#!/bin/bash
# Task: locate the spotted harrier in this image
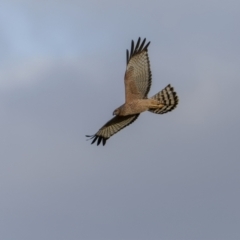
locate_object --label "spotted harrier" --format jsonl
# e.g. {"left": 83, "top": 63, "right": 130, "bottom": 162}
{"left": 86, "top": 37, "right": 179, "bottom": 146}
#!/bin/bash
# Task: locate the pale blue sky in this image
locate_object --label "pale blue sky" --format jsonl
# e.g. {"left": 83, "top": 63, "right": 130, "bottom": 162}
{"left": 0, "top": 1, "right": 240, "bottom": 240}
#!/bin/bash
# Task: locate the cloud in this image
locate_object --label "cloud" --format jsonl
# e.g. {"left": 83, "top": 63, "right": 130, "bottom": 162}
{"left": 0, "top": 58, "right": 52, "bottom": 90}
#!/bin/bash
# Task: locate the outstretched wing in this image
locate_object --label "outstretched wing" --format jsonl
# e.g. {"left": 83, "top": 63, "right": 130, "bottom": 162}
{"left": 124, "top": 37, "right": 152, "bottom": 102}
{"left": 86, "top": 114, "right": 140, "bottom": 146}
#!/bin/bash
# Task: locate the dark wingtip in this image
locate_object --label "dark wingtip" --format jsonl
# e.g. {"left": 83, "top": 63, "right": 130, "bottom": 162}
{"left": 138, "top": 38, "right": 146, "bottom": 51}
{"left": 130, "top": 40, "right": 134, "bottom": 57}
{"left": 86, "top": 134, "right": 108, "bottom": 146}
{"left": 91, "top": 136, "right": 98, "bottom": 144}
{"left": 97, "top": 136, "right": 102, "bottom": 146}
{"left": 127, "top": 37, "right": 150, "bottom": 63}
{"left": 144, "top": 41, "right": 151, "bottom": 50}
{"left": 102, "top": 138, "right": 107, "bottom": 146}
{"left": 86, "top": 135, "right": 95, "bottom": 140}
{"left": 135, "top": 37, "right": 141, "bottom": 51}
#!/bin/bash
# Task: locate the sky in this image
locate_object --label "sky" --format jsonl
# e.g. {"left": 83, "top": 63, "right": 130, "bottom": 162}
{"left": 1, "top": 1, "right": 240, "bottom": 239}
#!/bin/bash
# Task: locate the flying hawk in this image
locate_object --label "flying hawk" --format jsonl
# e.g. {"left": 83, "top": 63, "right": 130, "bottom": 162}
{"left": 87, "top": 38, "right": 179, "bottom": 146}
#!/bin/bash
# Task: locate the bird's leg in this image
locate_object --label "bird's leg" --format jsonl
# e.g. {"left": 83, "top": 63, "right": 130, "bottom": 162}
{"left": 148, "top": 99, "right": 164, "bottom": 109}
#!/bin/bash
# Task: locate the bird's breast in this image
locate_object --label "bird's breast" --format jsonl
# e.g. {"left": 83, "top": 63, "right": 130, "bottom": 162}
{"left": 120, "top": 100, "right": 149, "bottom": 115}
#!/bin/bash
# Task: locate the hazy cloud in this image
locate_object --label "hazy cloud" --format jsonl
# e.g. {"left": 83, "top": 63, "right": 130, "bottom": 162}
{"left": 0, "top": 1, "right": 240, "bottom": 240}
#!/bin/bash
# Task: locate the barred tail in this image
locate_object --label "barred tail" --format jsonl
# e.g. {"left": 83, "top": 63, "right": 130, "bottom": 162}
{"left": 149, "top": 84, "right": 179, "bottom": 114}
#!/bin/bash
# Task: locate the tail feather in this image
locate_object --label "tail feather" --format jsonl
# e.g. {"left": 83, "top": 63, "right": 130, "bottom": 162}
{"left": 149, "top": 84, "right": 179, "bottom": 114}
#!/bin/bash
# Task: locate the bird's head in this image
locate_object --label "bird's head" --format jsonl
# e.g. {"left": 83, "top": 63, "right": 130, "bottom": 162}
{"left": 113, "top": 108, "right": 120, "bottom": 116}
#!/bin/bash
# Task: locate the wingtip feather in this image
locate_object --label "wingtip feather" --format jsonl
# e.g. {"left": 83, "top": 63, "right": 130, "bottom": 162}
{"left": 130, "top": 40, "right": 134, "bottom": 57}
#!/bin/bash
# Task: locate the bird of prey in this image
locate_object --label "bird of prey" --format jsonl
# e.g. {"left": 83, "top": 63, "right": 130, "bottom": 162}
{"left": 86, "top": 37, "right": 179, "bottom": 146}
